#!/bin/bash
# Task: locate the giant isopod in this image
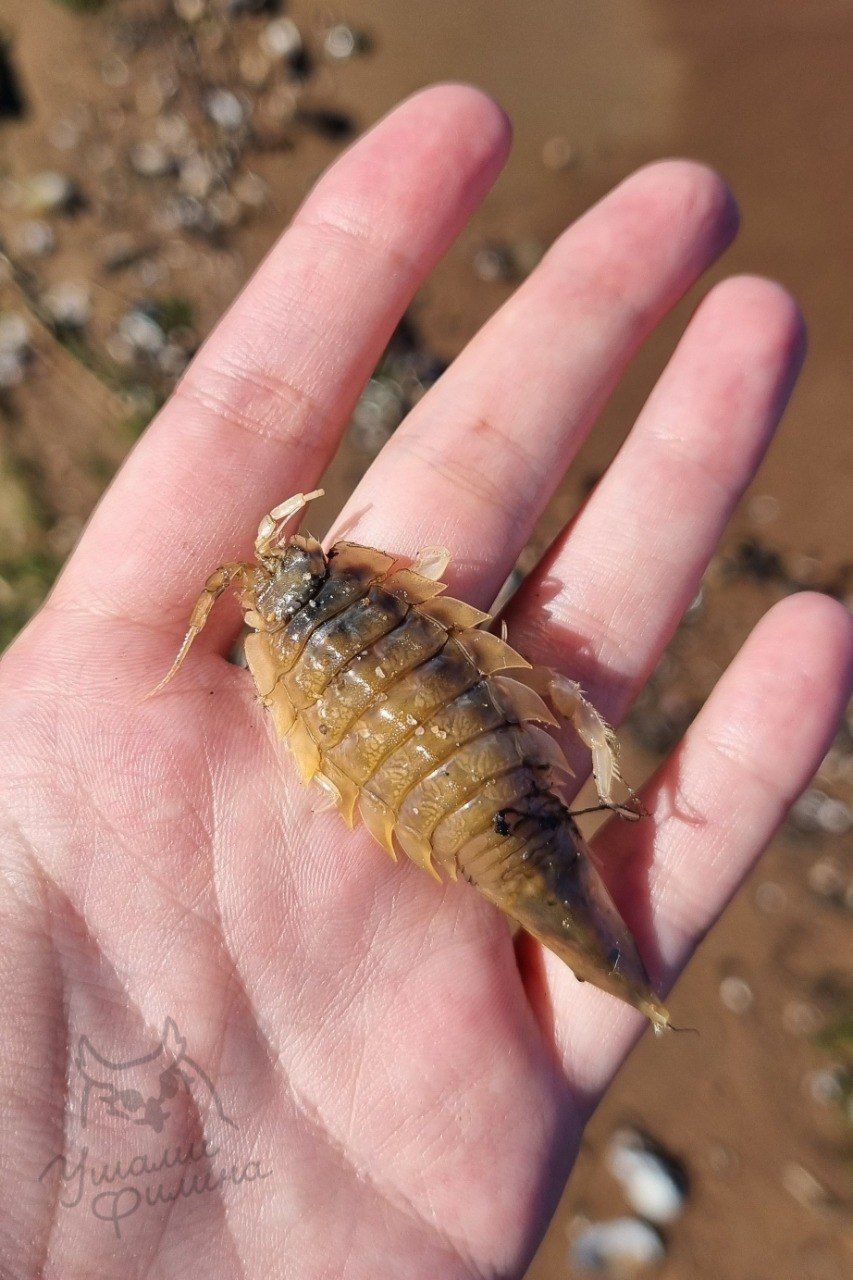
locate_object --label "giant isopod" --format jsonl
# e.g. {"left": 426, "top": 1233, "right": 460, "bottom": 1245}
{"left": 152, "top": 490, "right": 670, "bottom": 1030}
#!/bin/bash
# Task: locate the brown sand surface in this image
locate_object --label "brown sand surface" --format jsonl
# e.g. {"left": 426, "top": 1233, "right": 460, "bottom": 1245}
{"left": 0, "top": 3, "right": 850, "bottom": 1276}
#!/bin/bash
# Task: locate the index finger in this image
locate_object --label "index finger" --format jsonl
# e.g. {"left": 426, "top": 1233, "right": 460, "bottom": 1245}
{"left": 53, "top": 85, "right": 511, "bottom": 630}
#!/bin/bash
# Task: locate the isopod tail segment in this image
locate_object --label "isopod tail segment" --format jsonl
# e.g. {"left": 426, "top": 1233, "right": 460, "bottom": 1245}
{"left": 146, "top": 489, "right": 325, "bottom": 698}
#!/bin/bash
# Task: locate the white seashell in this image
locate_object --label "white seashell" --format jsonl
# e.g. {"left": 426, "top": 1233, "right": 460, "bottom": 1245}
{"left": 22, "top": 170, "right": 76, "bottom": 215}
{"left": 719, "top": 974, "right": 753, "bottom": 1014}
{"left": 117, "top": 310, "right": 167, "bottom": 358}
{"left": 41, "top": 282, "right": 90, "bottom": 331}
{"left": 606, "top": 1129, "right": 687, "bottom": 1224}
{"left": 204, "top": 89, "right": 245, "bottom": 132}
{"left": 261, "top": 18, "right": 303, "bottom": 60}
{"left": 570, "top": 1216, "right": 665, "bottom": 1274}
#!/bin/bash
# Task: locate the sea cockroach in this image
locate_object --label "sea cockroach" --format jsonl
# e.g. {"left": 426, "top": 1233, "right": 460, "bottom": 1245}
{"left": 152, "top": 491, "right": 669, "bottom": 1031}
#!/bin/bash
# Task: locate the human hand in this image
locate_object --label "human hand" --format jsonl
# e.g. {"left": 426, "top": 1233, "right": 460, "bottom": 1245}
{"left": 1, "top": 86, "right": 849, "bottom": 1278}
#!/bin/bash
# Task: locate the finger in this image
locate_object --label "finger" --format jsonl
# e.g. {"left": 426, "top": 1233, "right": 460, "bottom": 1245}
{"left": 330, "top": 160, "right": 738, "bottom": 606}
{"left": 507, "top": 275, "right": 806, "bottom": 719}
{"left": 524, "top": 592, "right": 852, "bottom": 1099}
{"left": 53, "top": 85, "right": 512, "bottom": 627}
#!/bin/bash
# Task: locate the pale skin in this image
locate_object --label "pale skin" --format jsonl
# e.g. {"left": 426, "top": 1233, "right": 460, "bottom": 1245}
{"left": 0, "top": 85, "right": 849, "bottom": 1278}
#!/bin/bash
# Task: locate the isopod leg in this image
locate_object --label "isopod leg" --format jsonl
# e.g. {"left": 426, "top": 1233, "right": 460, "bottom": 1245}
{"left": 147, "top": 563, "right": 247, "bottom": 696}
{"left": 255, "top": 489, "right": 324, "bottom": 558}
{"left": 411, "top": 545, "right": 451, "bottom": 581}
{"left": 537, "top": 669, "right": 643, "bottom": 816}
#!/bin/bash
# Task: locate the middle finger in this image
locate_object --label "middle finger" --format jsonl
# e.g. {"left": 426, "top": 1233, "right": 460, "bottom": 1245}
{"left": 332, "top": 159, "right": 737, "bottom": 603}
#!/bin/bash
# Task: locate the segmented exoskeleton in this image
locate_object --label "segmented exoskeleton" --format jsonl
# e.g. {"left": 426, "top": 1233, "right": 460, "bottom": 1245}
{"left": 152, "top": 492, "right": 669, "bottom": 1030}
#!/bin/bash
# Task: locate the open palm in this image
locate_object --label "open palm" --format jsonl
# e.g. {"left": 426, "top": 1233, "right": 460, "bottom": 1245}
{"left": 0, "top": 87, "right": 849, "bottom": 1279}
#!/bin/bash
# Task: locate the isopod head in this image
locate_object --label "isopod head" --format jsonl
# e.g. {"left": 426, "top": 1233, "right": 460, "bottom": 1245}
{"left": 249, "top": 534, "right": 327, "bottom": 630}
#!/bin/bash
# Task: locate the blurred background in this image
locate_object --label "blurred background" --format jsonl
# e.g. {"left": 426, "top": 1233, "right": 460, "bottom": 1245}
{"left": 0, "top": 2, "right": 850, "bottom": 1276}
